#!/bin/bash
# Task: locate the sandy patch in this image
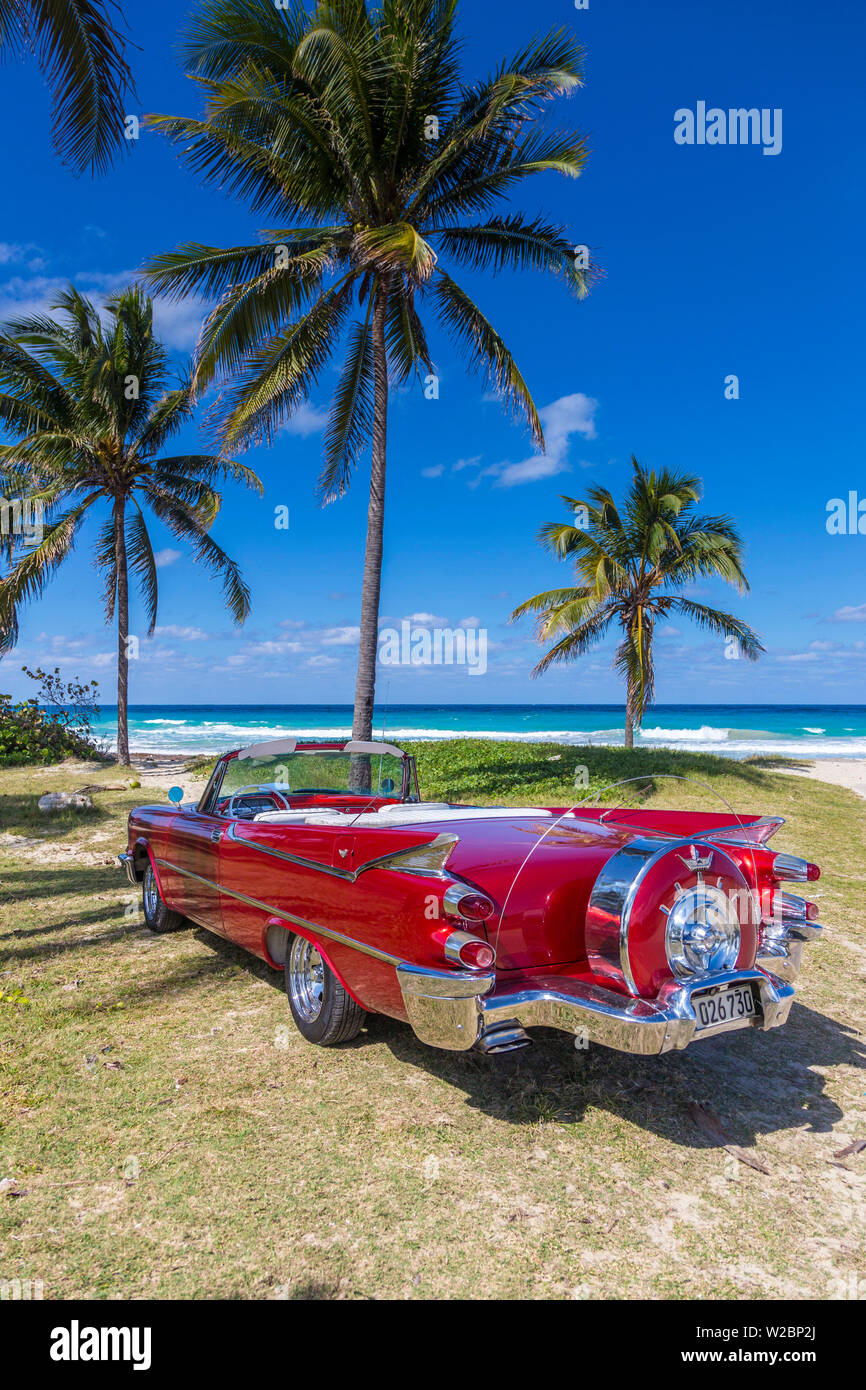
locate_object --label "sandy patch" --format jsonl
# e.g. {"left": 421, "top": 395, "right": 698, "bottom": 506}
{"left": 776, "top": 758, "right": 866, "bottom": 799}
{"left": 126, "top": 752, "right": 211, "bottom": 802}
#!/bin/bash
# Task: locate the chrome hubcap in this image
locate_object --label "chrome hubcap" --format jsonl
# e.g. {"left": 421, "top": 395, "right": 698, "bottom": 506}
{"left": 288, "top": 937, "right": 326, "bottom": 1022}
{"left": 143, "top": 865, "right": 159, "bottom": 919}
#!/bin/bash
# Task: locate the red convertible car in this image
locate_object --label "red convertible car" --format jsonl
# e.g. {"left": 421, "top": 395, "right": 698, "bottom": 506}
{"left": 120, "top": 738, "right": 822, "bottom": 1056}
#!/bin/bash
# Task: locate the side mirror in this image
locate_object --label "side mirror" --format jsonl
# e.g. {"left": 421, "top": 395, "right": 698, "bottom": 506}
{"left": 168, "top": 786, "right": 184, "bottom": 804}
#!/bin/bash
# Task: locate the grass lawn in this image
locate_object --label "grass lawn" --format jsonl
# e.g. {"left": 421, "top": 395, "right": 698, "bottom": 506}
{"left": 1, "top": 743, "right": 864, "bottom": 1300}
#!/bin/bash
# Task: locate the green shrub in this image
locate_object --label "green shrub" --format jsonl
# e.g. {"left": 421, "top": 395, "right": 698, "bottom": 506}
{"left": 403, "top": 738, "right": 763, "bottom": 805}
{"left": 0, "top": 667, "right": 103, "bottom": 767}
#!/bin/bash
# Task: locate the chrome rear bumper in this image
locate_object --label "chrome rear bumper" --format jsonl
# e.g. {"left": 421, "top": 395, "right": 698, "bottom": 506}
{"left": 118, "top": 852, "right": 139, "bottom": 886}
{"left": 396, "top": 963, "right": 795, "bottom": 1055}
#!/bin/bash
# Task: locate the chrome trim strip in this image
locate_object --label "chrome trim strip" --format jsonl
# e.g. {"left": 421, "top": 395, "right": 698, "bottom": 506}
{"left": 225, "top": 821, "right": 459, "bottom": 881}
{"left": 154, "top": 857, "right": 402, "bottom": 966}
{"left": 225, "top": 824, "right": 354, "bottom": 879}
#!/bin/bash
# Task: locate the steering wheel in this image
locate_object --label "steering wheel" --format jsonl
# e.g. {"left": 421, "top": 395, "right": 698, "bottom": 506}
{"left": 225, "top": 785, "right": 291, "bottom": 819}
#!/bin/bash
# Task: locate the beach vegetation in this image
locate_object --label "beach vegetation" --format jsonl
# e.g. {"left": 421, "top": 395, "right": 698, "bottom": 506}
{"left": 0, "top": 286, "right": 262, "bottom": 764}
{"left": 511, "top": 458, "right": 764, "bottom": 747}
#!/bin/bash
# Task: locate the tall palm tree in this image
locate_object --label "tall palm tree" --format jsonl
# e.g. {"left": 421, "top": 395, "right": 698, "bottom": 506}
{"left": 2, "top": 0, "right": 135, "bottom": 172}
{"left": 511, "top": 458, "right": 764, "bottom": 747}
{"left": 142, "top": 0, "right": 593, "bottom": 741}
{"left": 0, "top": 286, "right": 261, "bottom": 763}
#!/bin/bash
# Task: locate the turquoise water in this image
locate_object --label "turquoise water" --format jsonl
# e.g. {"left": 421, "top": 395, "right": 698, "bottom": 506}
{"left": 87, "top": 704, "right": 866, "bottom": 759}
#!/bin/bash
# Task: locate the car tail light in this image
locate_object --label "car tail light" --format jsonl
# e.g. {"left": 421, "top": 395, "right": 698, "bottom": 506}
{"left": 764, "top": 890, "right": 820, "bottom": 923}
{"left": 442, "top": 884, "right": 495, "bottom": 922}
{"left": 771, "top": 853, "right": 820, "bottom": 883}
{"left": 443, "top": 930, "right": 495, "bottom": 970}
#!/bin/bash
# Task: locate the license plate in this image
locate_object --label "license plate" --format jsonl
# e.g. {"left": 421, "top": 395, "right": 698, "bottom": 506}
{"left": 694, "top": 983, "right": 758, "bottom": 1030}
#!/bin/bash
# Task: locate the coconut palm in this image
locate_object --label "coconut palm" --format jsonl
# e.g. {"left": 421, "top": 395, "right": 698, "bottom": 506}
{"left": 0, "top": 286, "right": 261, "bottom": 763}
{"left": 510, "top": 458, "right": 764, "bottom": 747}
{"left": 2, "top": 0, "right": 135, "bottom": 172}
{"left": 142, "top": 0, "right": 592, "bottom": 740}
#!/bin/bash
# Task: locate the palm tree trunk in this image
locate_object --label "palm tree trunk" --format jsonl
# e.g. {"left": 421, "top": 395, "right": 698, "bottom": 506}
{"left": 624, "top": 680, "right": 636, "bottom": 750}
{"left": 115, "top": 501, "right": 130, "bottom": 765}
{"left": 351, "top": 282, "right": 390, "bottom": 743}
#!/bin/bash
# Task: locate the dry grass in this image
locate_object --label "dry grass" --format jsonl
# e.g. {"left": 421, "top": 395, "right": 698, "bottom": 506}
{"left": 0, "top": 752, "right": 864, "bottom": 1300}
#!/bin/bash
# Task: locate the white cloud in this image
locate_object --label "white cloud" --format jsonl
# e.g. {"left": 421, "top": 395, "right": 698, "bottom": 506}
{"left": 153, "top": 624, "right": 211, "bottom": 642}
{"left": 243, "top": 639, "right": 304, "bottom": 656}
{"left": 494, "top": 454, "right": 563, "bottom": 487}
{"left": 421, "top": 464, "right": 445, "bottom": 478}
{"left": 829, "top": 604, "right": 866, "bottom": 622}
{"left": 402, "top": 611, "right": 449, "bottom": 627}
{"left": 154, "top": 549, "right": 181, "bottom": 568}
{"left": 0, "top": 242, "right": 43, "bottom": 268}
{"left": 491, "top": 393, "right": 599, "bottom": 488}
{"left": 151, "top": 296, "right": 209, "bottom": 350}
{"left": 0, "top": 266, "right": 208, "bottom": 350}
{"left": 282, "top": 401, "right": 329, "bottom": 437}
{"left": 321, "top": 625, "right": 360, "bottom": 646}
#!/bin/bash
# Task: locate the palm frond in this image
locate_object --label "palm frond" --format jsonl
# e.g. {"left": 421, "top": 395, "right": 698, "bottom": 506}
{"left": 125, "top": 502, "right": 159, "bottom": 635}
{"left": 669, "top": 598, "right": 764, "bottom": 660}
{"left": 24, "top": 0, "right": 136, "bottom": 172}
{"left": 319, "top": 312, "right": 374, "bottom": 502}
{"left": 433, "top": 268, "right": 542, "bottom": 446}
{"left": 218, "top": 275, "right": 356, "bottom": 448}
{"left": 146, "top": 494, "right": 252, "bottom": 624}
{"left": 432, "top": 213, "right": 590, "bottom": 295}
{"left": 0, "top": 494, "right": 98, "bottom": 651}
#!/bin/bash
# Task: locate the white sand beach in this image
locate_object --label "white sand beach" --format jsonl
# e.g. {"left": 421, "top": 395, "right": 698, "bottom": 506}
{"left": 775, "top": 758, "right": 866, "bottom": 799}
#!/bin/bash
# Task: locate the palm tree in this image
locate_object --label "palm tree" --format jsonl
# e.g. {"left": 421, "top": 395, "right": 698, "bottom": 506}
{"left": 510, "top": 457, "right": 764, "bottom": 747}
{"left": 0, "top": 286, "right": 261, "bottom": 764}
{"left": 2, "top": 0, "right": 135, "bottom": 172}
{"left": 142, "top": 0, "right": 593, "bottom": 741}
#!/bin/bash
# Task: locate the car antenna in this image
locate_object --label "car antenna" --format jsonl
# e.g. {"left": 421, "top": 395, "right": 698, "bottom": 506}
{"left": 380, "top": 679, "right": 391, "bottom": 741}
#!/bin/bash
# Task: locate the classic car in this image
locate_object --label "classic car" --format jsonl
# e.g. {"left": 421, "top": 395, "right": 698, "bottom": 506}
{"left": 119, "top": 737, "right": 822, "bottom": 1056}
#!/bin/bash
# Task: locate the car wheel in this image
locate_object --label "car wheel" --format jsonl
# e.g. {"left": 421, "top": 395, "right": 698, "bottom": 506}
{"left": 142, "top": 862, "right": 186, "bottom": 933}
{"left": 284, "top": 933, "right": 366, "bottom": 1045}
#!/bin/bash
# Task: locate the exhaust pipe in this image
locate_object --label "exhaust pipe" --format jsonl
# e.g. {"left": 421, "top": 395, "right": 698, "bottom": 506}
{"left": 475, "top": 1020, "right": 531, "bottom": 1054}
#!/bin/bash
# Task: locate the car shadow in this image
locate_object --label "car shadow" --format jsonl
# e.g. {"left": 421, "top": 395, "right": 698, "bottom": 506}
{"left": 375, "top": 1001, "right": 862, "bottom": 1147}
{"left": 193, "top": 926, "right": 862, "bottom": 1151}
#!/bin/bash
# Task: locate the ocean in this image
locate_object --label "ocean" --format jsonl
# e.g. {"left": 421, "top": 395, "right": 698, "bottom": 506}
{"left": 86, "top": 704, "right": 866, "bottom": 760}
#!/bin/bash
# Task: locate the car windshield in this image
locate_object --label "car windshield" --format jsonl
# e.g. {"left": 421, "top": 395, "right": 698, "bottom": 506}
{"left": 217, "top": 749, "right": 405, "bottom": 800}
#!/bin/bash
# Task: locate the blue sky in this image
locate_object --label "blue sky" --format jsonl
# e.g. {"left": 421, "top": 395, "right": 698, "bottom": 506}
{"left": 0, "top": 0, "right": 864, "bottom": 706}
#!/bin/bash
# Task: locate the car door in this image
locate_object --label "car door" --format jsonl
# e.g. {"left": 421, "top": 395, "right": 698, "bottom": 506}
{"left": 158, "top": 804, "right": 226, "bottom": 934}
{"left": 216, "top": 819, "right": 348, "bottom": 958}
